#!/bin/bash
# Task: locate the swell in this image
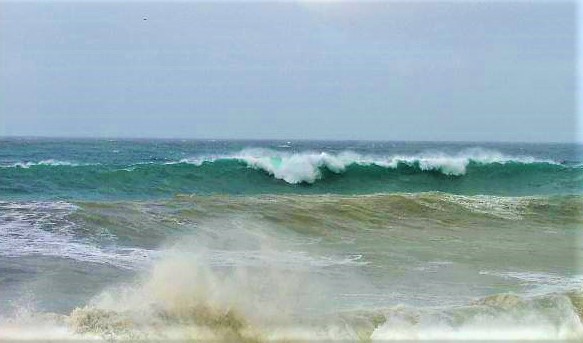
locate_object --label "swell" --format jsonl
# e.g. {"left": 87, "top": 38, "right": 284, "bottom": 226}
{"left": 0, "top": 155, "right": 580, "bottom": 199}
{"left": 67, "top": 193, "right": 583, "bottom": 250}
{"left": 3, "top": 193, "right": 580, "bottom": 271}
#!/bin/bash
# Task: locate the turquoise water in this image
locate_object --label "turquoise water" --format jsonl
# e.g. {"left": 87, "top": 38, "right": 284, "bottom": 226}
{"left": 0, "top": 139, "right": 582, "bottom": 340}
{"left": 1, "top": 139, "right": 581, "bottom": 199}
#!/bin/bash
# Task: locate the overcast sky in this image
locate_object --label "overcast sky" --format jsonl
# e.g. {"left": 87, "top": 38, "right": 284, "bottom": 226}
{"left": 0, "top": 1, "right": 577, "bottom": 142}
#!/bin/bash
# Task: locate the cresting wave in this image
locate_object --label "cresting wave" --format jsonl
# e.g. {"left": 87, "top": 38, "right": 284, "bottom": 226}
{"left": 1, "top": 148, "right": 579, "bottom": 198}
{"left": 224, "top": 148, "right": 559, "bottom": 183}
{"left": 2, "top": 148, "right": 560, "bottom": 174}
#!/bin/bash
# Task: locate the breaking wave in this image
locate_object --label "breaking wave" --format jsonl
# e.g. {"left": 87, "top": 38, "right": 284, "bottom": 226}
{"left": 224, "top": 147, "right": 558, "bottom": 183}
{"left": 1, "top": 148, "right": 579, "bottom": 198}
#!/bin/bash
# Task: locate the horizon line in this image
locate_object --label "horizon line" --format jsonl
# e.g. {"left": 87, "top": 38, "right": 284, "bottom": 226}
{"left": 0, "top": 134, "right": 581, "bottom": 145}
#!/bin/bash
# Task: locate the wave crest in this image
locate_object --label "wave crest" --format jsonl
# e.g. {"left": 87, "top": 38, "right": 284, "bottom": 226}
{"left": 1, "top": 148, "right": 575, "bottom": 197}
{"left": 226, "top": 148, "right": 558, "bottom": 184}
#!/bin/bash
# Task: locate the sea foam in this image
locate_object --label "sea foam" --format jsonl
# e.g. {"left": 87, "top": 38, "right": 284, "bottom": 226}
{"left": 0, "top": 201, "right": 152, "bottom": 270}
{"left": 0, "top": 160, "right": 86, "bottom": 168}
{"left": 215, "top": 147, "right": 557, "bottom": 184}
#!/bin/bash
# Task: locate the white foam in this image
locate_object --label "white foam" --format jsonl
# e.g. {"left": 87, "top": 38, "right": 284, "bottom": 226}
{"left": 416, "top": 193, "right": 530, "bottom": 220}
{"left": 0, "top": 202, "right": 152, "bottom": 270}
{"left": 1, "top": 160, "right": 85, "bottom": 168}
{"left": 205, "top": 249, "right": 366, "bottom": 268}
{"left": 371, "top": 295, "right": 583, "bottom": 341}
{"left": 174, "top": 147, "right": 557, "bottom": 184}
{"left": 234, "top": 148, "right": 357, "bottom": 184}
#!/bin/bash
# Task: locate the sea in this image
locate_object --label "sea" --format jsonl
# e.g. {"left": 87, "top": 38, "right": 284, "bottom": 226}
{"left": 0, "top": 138, "right": 582, "bottom": 341}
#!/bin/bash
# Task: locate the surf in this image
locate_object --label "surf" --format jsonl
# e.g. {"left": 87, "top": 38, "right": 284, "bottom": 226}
{"left": 1, "top": 148, "right": 580, "bottom": 199}
{"left": 1, "top": 249, "right": 582, "bottom": 341}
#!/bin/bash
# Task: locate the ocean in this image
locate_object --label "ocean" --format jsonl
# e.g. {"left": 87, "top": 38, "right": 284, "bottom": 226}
{"left": 0, "top": 138, "right": 582, "bottom": 341}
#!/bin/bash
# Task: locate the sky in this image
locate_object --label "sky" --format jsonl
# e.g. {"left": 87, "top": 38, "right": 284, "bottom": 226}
{"left": 0, "top": 1, "right": 578, "bottom": 142}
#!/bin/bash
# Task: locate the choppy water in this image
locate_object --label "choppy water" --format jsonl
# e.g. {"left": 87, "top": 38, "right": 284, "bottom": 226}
{"left": 0, "top": 139, "right": 582, "bottom": 341}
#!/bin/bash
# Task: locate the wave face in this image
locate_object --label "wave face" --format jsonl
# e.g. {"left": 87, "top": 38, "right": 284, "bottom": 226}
{"left": 1, "top": 142, "right": 581, "bottom": 199}
{"left": 231, "top": 147, "right": 556, "bottom": 180}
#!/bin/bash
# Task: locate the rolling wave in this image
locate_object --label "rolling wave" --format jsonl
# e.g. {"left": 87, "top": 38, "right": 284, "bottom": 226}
{"left": 225, "top": 148, "right": 559, "bottom": 182}
{"left": 0, "top": 148, "right": 580, "bottom": 198}
{"left": 157, "top": 147, "right": 563, "bottom": 184}
{"left": 2, "top": 193, "right": 578, "bottom": 271}
{"left": 1, "top": 148, "right": 561, "bottom": 174}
